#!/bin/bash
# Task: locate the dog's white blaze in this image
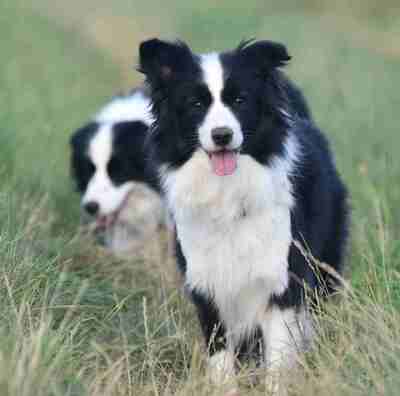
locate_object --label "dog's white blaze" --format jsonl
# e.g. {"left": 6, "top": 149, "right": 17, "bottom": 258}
{"left": 82, "top": 124, "right": 134, "bottom": 215}
{"left": 162, "top": 135, "right": 300, "bottom": 354}
{"left": 198, "top": 53, "right": 243, "bottom": 151}
{"left": 90, "top": 124, "right": 112, "bottom": 169}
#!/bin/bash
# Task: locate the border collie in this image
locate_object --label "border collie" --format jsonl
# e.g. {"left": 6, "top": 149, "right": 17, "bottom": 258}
{"left": 138, "top": 39, "right": 349, "bottom": 391}
{"left": 70, "top": 88, "right": 165, "bottom": 257}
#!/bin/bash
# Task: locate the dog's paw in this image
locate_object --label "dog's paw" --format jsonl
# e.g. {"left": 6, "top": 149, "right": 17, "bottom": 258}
{"left": 207, "top": 351, "right": 235, "bottom": 385}
{"left": 265, "top": 375, "right": 287, "bottom": 396}
{"left": 224, "top": 388, "right": 240, "bottom": 396}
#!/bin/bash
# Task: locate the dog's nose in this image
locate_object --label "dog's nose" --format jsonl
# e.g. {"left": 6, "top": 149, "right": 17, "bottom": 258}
{"left": 211, "top": 127, "right": 233, "bottom": 147}
{"left": 84, "top": 201, "right": 99, "bottom": 216}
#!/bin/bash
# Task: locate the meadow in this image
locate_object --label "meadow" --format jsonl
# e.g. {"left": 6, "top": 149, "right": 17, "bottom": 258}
{"left": 1, "top": 0, "right": 400, "bottom": 394}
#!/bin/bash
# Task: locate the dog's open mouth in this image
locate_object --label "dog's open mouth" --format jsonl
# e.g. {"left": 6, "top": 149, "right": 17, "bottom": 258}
{"left": 93, "top": 191, "right": 132, "bottom": 232}
{"left": 95, "top": 213, "right": 117, "bottom": 232}
{"left": 207, "top": 149, "right": 239, "bottom": 176}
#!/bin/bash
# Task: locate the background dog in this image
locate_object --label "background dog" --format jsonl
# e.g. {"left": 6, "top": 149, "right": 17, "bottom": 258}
{"left": 70, "top": 88, "right": 167, "bottom": 259}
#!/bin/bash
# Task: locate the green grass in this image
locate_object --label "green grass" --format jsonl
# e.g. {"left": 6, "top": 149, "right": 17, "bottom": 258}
{"left": 1, "top": 1, "right": 400, "bottom": 395}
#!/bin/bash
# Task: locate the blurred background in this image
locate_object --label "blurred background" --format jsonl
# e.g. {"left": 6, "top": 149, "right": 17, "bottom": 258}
{"left": 34, "top": 0, "right": 400, "bottom": 85}
{"left": 1, "top": 1, "right": 400, "bottom": 395}
{"left": 6, "top": 0, "right": 398, "bottom": 272}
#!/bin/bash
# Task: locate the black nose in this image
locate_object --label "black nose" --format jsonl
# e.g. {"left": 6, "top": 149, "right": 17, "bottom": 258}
{"left": 84, "top": 201, "right": 99, "bottom": 216}
{"left": 211, "top": 127, "right": 233, "bottom": 147}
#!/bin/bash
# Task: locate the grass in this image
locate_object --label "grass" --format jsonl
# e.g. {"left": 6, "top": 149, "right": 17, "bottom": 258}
{"left": 1, "top": 1, "right": 400, "bottom": 395}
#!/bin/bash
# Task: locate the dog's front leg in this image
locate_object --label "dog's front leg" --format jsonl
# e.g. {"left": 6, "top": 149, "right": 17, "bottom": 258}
{"left": 190, "top": 290, "right": 237, "bottom": 387}
{"left": 260, "top": 307, "right": 311, "bottom": 395}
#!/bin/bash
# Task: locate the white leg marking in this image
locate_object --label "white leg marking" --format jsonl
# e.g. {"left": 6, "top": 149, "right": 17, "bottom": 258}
{"left": 260, "top": 308, "right": 313, "bottom": 394}
{"left": 207, "top": 350, "right": 236, "bottom": 385}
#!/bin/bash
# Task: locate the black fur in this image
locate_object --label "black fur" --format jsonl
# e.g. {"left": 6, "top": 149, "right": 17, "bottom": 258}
{"left": 70, "top": 122, "right": 98, "bottom": 193}
{"left": 271, "top": 120, "right": 349, "bottom": 309}
{"left": 70, "top": 120, "right": 160, "bottom": 198}
{"left": 109, "top": 121, "right": 159, "bottom": 191}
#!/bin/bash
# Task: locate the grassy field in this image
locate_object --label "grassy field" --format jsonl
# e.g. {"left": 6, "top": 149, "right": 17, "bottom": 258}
{"left": 1, "top": 0, "right": 400, "bottom": 395}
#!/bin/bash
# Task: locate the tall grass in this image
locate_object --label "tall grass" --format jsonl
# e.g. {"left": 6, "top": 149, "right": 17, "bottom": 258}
{"left": 0, "top": 1, "right": 399, "bottom": 395}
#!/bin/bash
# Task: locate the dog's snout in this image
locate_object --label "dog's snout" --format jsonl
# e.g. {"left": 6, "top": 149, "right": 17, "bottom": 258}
{"left": 84, "top": 201, "right": 99, "bottom": 216}
{"left": 211, "top": 127, "right": 233, "bottom": 147}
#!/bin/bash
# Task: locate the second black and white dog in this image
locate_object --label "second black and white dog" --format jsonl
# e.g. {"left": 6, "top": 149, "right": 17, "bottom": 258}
{"left": 70, "top": 89, "right": 165, "bottom": 256}
{"left": 139, "top": 39, "right": 349, "bottom": 390}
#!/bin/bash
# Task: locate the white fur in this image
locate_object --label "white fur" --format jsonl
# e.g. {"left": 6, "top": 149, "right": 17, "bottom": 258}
{"left": 82, "top": 124, "right": 134, "bottom": 215}
{"left": 261, "top": 307, "right": 311, "bottom": 370}
{"left": 261, "top": 307, "right": 313, "bottom": 394}
{"left": 104, "top": 182, "right": 164, "bottom": 255}
{"left": 95, "top": 90, "right": 154, "bottom": 126}
{"left": 161, "top": 135, "right": 299, "bottom": 349}
{"left": 207, "top": 350, "right": 236, "bottom": 384}
{"left": 198, "top": 54, "right": 243, "bottom": 151}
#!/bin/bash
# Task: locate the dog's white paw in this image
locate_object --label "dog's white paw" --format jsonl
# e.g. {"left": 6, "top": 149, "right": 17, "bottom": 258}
{"left": 224, "top": 388, "right": 240, "bottom": 396}
{"left": 207, "top": 350, "right": 236, "bottom": 384}
{"left": 265, "top": 374, "right": 287, "bottom": 396}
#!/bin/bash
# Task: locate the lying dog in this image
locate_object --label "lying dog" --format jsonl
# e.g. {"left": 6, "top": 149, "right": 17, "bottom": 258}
{"left": 70, "top": 88, "right": 167, "bottom": 259}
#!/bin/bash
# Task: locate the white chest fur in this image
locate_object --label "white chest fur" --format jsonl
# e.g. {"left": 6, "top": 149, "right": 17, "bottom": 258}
{"left": 162, "top": 148, "right": 295, "bottom": 341}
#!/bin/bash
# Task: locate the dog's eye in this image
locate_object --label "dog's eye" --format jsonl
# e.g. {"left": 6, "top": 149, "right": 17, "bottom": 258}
{"left": 188, "top": 98, "right": 202, "bottom": 108}
{"left": 234, "top": 96, "right": 246, "bottom": 105}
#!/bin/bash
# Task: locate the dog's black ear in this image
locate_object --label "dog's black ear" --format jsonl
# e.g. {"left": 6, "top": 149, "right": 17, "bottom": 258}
{"left": 138, "top": 38, "right": 192, "bottom": 86}
{"left": 70, "top": 122, "right": 98, "bottom": 149}
{"left": 237, "top": 40, "right": 291, "bottom": 71}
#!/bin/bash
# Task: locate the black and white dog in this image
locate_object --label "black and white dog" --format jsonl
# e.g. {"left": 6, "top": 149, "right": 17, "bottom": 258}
{"left": 138, "top": 39, "right": 349, "bottom": 390}
{"left": 70, "top": 88, "right": 165, "bottom": 256}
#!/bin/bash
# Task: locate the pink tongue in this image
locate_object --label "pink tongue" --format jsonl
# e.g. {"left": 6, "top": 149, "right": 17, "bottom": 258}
{"left": 210, "top": 151, "right": 237, "bottom": 176}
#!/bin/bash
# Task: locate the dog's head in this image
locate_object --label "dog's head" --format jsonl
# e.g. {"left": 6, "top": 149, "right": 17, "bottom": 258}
{"left": 139, "top": 39, "right": 294, "bottom": 174}
{"left": 70, "top": 91, "right": 156, "bottom": 229}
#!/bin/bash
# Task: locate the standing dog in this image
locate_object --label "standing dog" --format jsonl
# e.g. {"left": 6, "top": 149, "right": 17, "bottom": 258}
{"left": 138, "top": 38, "right": 349, "bottom": 391}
